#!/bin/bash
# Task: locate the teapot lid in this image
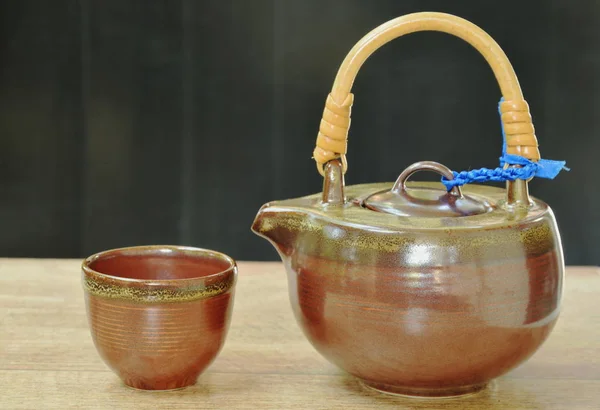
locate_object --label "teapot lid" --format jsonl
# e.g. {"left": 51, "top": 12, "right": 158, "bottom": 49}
{"left": 362, "top": 161, "right": 492, "bottom": 218}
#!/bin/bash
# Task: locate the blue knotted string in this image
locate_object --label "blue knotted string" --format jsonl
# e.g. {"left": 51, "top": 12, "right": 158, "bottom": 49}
{"left": 441, "top": 98, "right": 569, "bottom": 190}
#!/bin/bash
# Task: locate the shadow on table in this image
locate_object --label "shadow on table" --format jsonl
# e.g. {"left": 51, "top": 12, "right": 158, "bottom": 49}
{"left": 339, "top": 375, "right": 544, "bottom": 410}
{"left": 103, "top": 371, "right": 258, "bottom": 398}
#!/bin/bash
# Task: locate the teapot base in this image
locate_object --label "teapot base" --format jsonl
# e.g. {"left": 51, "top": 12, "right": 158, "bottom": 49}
{"left": 360, "top": 379, "right": 488, "bottom": 398}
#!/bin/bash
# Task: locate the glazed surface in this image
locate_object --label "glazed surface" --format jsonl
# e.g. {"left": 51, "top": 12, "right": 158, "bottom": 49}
{"left": 82, "top": 246, "right": 237, "bottom": 390}
{"left": 85, "top": 291, "right": 234, "bottom": 390}
{"left": 82, "top": 246, "right": 236, "bottom": 303}
{"left": 285, "top": 250, "right": 560, "bottom": 393}
{"left": 253, "top": 182, "right": 564, "bottom": 395}
{"left": 89, "top": 253, "right": 232, "bottom": 280}
{"left": 256, "top": 182, "right": 553, "bottom": 233}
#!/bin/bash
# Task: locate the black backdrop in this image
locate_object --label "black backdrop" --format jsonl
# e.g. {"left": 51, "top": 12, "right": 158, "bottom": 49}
{"left": 0, "top": 0, "right": 598, "bottom": 265}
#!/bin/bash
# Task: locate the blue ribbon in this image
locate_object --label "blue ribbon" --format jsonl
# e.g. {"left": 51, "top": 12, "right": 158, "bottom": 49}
{"left": 441, "top": 98, "right": 568, "bottom": 190}
{"left": 499, "top": 154, "right": 568, "bottom": 179}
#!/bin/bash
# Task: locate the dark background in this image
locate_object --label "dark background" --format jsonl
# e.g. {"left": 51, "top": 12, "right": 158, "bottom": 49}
{"left": 0, "top": 0, "right": 598, "bottom": 265}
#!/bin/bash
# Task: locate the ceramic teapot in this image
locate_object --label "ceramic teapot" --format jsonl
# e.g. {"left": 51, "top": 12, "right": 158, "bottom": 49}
{"left": 252, "top": 12, "right": 565, "bottom": 397}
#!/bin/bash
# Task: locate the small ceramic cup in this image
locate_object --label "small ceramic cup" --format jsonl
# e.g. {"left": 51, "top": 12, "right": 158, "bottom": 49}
{"left": 82, "top": 245, "right": 237, "bottom": 390}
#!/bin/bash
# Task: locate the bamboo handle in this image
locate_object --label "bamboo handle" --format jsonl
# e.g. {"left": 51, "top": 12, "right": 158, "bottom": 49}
{"left": 313, "top": 12, "right": 540, "bottom": 176}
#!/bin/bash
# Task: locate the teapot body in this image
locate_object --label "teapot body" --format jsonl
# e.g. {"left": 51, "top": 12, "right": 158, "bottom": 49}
{"left": 253, "top": 182, "right": 564, "bottom": 396}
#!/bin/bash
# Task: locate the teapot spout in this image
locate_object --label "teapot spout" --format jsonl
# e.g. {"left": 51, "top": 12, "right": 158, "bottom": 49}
{"left": 251, "top": 203, "right": 296, "bottom": 258}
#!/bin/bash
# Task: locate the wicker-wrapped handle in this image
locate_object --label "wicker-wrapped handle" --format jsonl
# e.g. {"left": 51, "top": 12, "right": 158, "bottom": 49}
{"left": 313, "top": 12, "right": 540, "bottom": 176}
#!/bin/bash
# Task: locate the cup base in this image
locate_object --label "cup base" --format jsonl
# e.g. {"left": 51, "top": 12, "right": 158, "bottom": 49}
{"left": 122, "top": 376, "right": 198, "bottom": 391}
{"left": 359, "top": 379, "right": 488, "bottom": 398}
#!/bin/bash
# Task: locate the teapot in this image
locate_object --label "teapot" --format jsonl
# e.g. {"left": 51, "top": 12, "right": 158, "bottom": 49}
{"left": 252, "top": 12, "right": 565, "bottom": 397}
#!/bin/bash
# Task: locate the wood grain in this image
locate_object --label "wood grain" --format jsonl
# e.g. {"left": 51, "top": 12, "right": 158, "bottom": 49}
{"left": 1, "top": 259, "right": 599, "bottom": 409}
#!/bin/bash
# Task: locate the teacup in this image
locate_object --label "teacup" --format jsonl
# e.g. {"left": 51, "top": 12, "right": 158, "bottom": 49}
{"left": 82, "top": 245, "right": 237, "bottom": 390}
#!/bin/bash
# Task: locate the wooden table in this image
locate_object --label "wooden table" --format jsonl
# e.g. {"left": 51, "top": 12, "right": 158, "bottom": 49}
{"left": 1, "top": 260, "right": 599, "bottom": 409}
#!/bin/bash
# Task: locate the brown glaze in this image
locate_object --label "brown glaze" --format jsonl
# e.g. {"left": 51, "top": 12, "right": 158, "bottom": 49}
{"left": 290, "top": 252, "right": 559, "bottom": 397}
{"left": 81, "top": 246, "right": 237, "bottom": 390}
{"left": 252, "top": 11, "right": 566, "bottom": 397}
{"left": 89, "top": 253, "right": 232, "bottom": 280}
{"left": 252, "top": 180, "right": 564, "bottom": 396}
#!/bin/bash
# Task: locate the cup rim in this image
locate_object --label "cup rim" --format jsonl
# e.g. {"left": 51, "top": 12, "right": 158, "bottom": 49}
{"left": 81, "top": 245, "right": 237, "bottom": 285}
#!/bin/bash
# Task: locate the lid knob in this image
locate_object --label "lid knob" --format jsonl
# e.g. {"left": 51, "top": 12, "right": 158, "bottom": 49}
{"left": 363, "top": 161, "right": 493, "bottom": 217}
{"left": 392, "top": 161, "right": 463, "bottom": 197}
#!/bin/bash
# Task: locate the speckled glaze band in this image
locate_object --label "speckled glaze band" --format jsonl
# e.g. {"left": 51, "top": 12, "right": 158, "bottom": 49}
{"left": 81, "top": 246, "right": 237, "bottom": 303}
{"left": 82, "top": 272, "right": 235, "bottom": 302}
